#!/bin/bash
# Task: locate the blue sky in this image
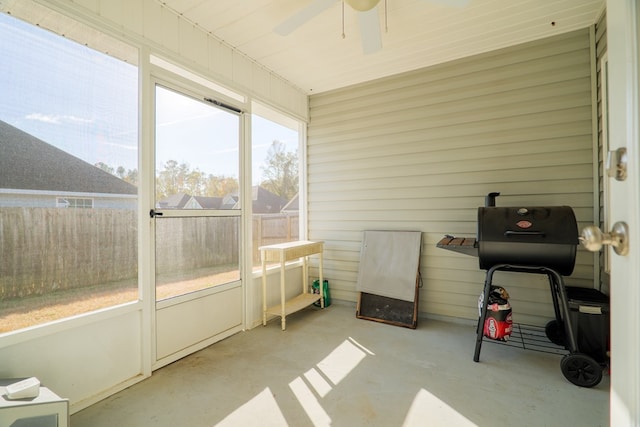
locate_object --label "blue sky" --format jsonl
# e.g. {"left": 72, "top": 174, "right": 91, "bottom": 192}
{"left": 0, "top": 12, "right": 298, "bottom": 184}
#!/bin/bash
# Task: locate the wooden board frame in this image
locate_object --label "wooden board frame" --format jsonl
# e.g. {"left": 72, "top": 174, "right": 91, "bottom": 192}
{"left": 355, "top": 230, "right": 422, "bottom": 328}
{"left": 356, "top": 272, "right": 420, "bottom": 329}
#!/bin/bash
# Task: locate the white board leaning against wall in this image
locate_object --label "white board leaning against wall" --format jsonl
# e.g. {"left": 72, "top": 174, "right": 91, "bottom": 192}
{"left": 356, "top": 230, "right": 422, "bottom": 302}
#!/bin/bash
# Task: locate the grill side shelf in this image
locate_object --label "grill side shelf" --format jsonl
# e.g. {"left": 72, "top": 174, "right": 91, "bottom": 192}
{"left": 436, "top": 236, "right": 478, "bottom": 257}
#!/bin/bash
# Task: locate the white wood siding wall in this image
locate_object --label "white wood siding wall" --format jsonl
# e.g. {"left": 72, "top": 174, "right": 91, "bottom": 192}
{"left": 37, "top": 0, "right": 308, "bottom": 119}
{"left": 308, "top": 29, "right": 596, "bottom": 326}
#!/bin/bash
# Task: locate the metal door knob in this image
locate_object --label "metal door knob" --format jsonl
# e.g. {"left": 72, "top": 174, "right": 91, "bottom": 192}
{"left": 580, "top": 222, "right": 629, "bottom": 255}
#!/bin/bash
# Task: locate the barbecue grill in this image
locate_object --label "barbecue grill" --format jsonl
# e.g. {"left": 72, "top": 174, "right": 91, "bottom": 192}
{"left": 437, "top": 192, "right": 605, "bottom": 387}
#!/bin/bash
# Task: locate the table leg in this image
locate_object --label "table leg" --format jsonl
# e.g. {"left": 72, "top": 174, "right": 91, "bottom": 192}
{"left": 280, "top": 256, "right": 286, "bottom": 330}
{"left": 319, "top": 251, "right": 324, "bottom": 308}
{"left": 262, "top": 253, "right": 267, "bottom": 326}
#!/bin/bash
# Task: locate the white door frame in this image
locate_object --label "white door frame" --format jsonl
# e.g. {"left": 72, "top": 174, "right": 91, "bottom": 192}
{"left": 606, "top": 0, "right": 640, "bottom": 425}
{"left": 147, "top": 72, "right": 246, "bottom": 369}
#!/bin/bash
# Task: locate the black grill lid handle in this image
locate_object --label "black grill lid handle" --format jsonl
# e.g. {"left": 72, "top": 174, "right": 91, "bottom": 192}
{"left": 485, "top": 192, "right": 500, "bottom": 207}
{"left": 504, "top": 230, "right": 546, "bottom": 237}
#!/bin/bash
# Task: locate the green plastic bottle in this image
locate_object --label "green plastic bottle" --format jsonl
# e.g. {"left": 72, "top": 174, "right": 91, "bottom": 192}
{"left": 312, "top": 279, "right": 331, "bottom": 307}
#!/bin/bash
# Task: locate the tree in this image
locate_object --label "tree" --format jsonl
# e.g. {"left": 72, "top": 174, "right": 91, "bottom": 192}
{"left": 204, "top": 175, "right": 238, "bottom": 197}
{"left": 260, "top": 140, "right": 298, "bottom": 201}
{"left": 155, "top": 160, "right": 239, "bottom": 200}
{"left": 96, "top": 162, "right": 138, "bottom": 186}
{"left": 156, "top": 160, "right": 190, "bottom": 200}
{"left": 95, "top": 162, "right": 114, "bottom": 174}
{"left": 116, "top": 166, "right": 138, "bottom": 186}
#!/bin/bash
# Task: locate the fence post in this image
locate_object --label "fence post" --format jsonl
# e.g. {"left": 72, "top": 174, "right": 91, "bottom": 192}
{"left": 253, "top": 215, "right": 262, "bottom": 264}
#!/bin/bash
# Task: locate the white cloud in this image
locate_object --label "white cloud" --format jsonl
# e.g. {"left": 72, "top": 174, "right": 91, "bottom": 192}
{"left": 25, "top": 113, "right": 93, "bottom": 124}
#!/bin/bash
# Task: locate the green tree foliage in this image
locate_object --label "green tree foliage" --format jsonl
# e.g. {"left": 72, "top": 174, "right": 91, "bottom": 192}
{"left": 204, "top": 175, "right": 239, "bottom": 197}
{"left": 94, "top": 162, "right": 114, "bottom": 174}
{"left": 97, "top": 160, "right": 239, "bottom": 200}
{"left": 155, "top": 160, "right": 238, "bottom": 200}
{"left": 260, "top": 140, "right": 298, "bottom": 201}
{"left": 95, "top": 162, "right": 138, "bottom": 186}
{"left": 116, "top": 166, "right": 138, "bottom": 186}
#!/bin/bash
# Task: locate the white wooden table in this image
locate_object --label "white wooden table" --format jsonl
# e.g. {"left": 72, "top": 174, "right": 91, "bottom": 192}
{"left": 0, "top": 380, "right": 69, "bottom": 427}
{"left": 260, "top": 240, "right": 324, "bottom": 330}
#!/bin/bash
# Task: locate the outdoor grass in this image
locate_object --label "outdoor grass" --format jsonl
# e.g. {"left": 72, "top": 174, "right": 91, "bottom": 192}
{"left": 1, "top": 267, "right": 242, "bottom": 334}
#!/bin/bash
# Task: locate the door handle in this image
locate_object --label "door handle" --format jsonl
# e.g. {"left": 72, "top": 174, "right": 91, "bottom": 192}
{"left": 580, "top": 222, "right": 629, "bottom": 256}
{"left": 149, "top": 209, "right": 163, "bottom": 218}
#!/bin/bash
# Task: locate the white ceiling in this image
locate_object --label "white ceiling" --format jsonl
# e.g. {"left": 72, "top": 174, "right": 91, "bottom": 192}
{"left": 160, "top": 0, "right": 605, "bottom": 95}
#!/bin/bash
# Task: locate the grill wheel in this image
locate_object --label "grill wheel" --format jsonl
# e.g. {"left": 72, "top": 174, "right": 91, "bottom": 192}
{"left": 560, "top": 353, "right": 603, "bottom": 388}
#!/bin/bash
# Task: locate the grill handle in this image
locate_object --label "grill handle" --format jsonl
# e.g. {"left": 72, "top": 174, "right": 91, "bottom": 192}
{"left": 504, "top": 230, "right": 546, "bottom": 237}
{"left": 485, "top": 192, "right": 500, "bottom": 207}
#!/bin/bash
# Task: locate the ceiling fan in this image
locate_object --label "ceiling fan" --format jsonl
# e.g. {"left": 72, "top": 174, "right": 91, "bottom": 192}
{"left": 274, "top": 0, "right": 470, "bottom": 55}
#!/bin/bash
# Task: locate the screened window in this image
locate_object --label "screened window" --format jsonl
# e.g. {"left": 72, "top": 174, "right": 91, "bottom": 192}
{"left": 251, "top": 104, "right": 302, "bottom": 268}
{"left": 0, "top": 12, "right": 139, "bottom": 333}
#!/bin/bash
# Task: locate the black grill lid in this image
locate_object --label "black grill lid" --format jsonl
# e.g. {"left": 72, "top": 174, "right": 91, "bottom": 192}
{"left": 477, "top": 205, "right": 579, "bottom": 276}
{"left": 477, "top": 206, "right": 579, "bottom": 245}
{"left": 436, "top": 193, "right": 580, "bottom": 276}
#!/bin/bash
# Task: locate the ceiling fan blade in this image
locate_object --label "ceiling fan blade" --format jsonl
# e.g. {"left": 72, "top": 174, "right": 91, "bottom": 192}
{"left": 358, "top": 7, "right": 382, "bottom": 54}
{"left": 274, "top": 0, "right": 337, "bottom": 36}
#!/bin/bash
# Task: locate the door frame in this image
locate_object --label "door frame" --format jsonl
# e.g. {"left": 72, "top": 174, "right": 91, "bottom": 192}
{"left": 143, "top": 61, "right": 249, "bottom": 369}
{"left": 606, "top": 0, "right": 640, "bottom": 424}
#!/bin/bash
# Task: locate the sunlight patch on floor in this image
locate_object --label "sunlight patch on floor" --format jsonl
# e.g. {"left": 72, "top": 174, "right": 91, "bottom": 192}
{"left": 317, "top": 338, "right": 368, "bottom": 385}
{"left": 304, "top": 368, "right": 332, "bottom": 398}
{"left": 214, "top": 387, "right": 288, "bottom": 427}
{"left": 403, "top": 388, "right": 477, "bottom": 427}
{"left": 289, "top": 377, "right": 332, "bottom": 426}
{"left": 217, "top": 337, "right": 374, "bottom": 426}
{"left": 291, "top": 337, "right": 373, "bottom": 425}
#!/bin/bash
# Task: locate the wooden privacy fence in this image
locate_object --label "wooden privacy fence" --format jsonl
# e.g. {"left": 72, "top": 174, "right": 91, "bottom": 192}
{"left": 155, "top": 215, "right": 239, "bottom": 275}
{"left": 0, "top": 208, "right": 298, "bottom": 300}
{"left": 252, "top": 213, "right": 299, "bottom": 263}
{"left": 0, "top": 208, "right": 137, "bottom": 300}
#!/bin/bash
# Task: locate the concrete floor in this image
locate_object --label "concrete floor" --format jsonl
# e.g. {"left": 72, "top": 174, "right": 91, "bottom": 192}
{"left": 72, "top": 301, "right": 609, "bottom": 427}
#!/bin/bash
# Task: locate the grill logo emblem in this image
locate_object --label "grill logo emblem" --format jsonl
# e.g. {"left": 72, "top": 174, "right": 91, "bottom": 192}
{"left": 516, "top": 220, "right": 533, "bottom": 229}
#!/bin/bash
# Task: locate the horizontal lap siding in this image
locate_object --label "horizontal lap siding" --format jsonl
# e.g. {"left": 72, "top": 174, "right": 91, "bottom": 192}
{"left": 308, "top": 28, "right": 595, "bottom": 326}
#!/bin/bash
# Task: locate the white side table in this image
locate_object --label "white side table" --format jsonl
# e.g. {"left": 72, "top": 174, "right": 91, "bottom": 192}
{"left": 0, "top": 379, "right": 69, "bottom": 427}
{"left": 260, "top": 240, "right": 324, "bottom": 330}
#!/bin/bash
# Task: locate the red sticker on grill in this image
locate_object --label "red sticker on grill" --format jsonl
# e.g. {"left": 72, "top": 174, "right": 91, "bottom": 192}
{"left": 516, "top": 220, "right": 533, "bottom": 229}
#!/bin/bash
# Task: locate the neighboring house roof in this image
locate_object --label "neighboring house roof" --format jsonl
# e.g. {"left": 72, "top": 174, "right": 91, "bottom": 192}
{"left": 281, "top": 193, "right": 299, "bottom": 212}
{"left": 252, "top": 186, "right": 288, "bottom": 213}
{"left": 0, "top": 120, "right": 137, "bottom": 195}
{"left": 186, "top": 196, "right": 223, "bottom": 209}
{"left": 221, "top": 193, "right": 239, "bottom": 209}
{"left": 158, "top": 186, "right": 289, "bottom": 213}
{"left": 157, "top": 192, "right": 191, "bottom": 209}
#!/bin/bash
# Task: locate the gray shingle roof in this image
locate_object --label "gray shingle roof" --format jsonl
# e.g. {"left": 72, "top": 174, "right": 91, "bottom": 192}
{"left": 157, "top": 192, "right": 191, "bottom": 208}
{"left": 281, "top": 193, "right": 299, "bottom": 212}
{"left": 0, "top": 120, "right": 137, "bottom": 195}
{"left": 191, "top": 196, "right": 223, "bottom": 209}
{"left": 157, "top": 186, "right": 288, "bottom": 212}
{"left": 252, "top": 186, "right": 288, "bottom": 213}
